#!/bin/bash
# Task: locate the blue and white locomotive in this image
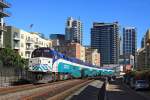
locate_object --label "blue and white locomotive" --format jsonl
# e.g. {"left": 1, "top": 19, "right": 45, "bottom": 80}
{"left": 28, "top": 47, "right": 114, "bottom": 83}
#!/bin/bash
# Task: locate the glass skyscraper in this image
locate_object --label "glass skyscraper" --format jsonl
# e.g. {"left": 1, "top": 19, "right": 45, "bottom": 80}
{"left": 91, "top": 22, "right": 119, "bottom": 65}
{"left": 123, "top": 27, "right": 137, "bottom": 64}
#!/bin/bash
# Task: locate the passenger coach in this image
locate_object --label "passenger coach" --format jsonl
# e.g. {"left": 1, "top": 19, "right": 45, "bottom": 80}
{"left": 28, "top": 47, "right": 113, "bottom": 83}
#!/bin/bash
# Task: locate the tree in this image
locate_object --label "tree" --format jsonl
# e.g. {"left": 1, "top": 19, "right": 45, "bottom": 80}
{"left": 0, "top": 48, "right": 14, "bottom": 66}
{"left": 0, "top": 48, "right": 27, "bottom": 69}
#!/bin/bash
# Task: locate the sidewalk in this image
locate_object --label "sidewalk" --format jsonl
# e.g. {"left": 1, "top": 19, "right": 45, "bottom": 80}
{"left": 106, "top": 79, "right": 148, "bottom": 100}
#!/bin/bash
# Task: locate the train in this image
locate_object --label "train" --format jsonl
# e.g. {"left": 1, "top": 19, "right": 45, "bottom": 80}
{"left": 28, "top": 47, "right": 114, "bottom": 83}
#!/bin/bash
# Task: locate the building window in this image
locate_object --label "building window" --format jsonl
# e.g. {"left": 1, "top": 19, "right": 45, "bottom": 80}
{"left": 21, "top": 43, "right": 24, "bottom": 47}
{"left": 21, "top": 52, "right": 23, "bottom": 56}
{"left": 36, "top": 38, "right": 38, "bottom": 42}
{"left": 27, "top": 37, "right": 30, "bottom": 40}
{"left": 13, "top": 32, "right": 19, "bottom": 38}
{"left": 21, "top": 34, "right": 24, "bottom": 39}
{"left": 26, "top": 52, "right": 30, "bottom": 58}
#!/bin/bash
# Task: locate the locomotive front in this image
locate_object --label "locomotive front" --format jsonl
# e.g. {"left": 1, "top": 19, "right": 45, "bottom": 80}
{"left": 28, "top": 48, "right": 54, "bottom": 83}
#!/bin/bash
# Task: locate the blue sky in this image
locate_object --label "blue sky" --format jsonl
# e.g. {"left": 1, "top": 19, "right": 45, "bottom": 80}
{"left": 6, "top": 0, "right": 150, "bottom": 48}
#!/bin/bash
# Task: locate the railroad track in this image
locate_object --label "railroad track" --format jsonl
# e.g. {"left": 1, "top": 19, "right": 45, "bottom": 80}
{"left": 22, "top": 79, "right": 93, "bottom": 100}
{"left": 0, "top": 79, "right": 92, "bottom": 100}
{"left": 47, "top": 79, "right": 93, "bottom": 100}
{"left": 0, "top": 84, "right": 33, "bottom": 95}
{"left": 0, "top": 84, "right": 33, "bottom": 92}
{"left": 0, "top": 80, "right": 74, "bottom": 95}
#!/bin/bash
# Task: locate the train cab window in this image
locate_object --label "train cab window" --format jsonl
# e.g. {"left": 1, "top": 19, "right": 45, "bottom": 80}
{"left": 31, "top": 48, "right": 53, "bottom": 58}
{"left": 44, "top": 50, "right": 49, "bottom": 53}
{"left": 43, "top": 49, "right": 53, "bottom": 58}
{"left": 31, "top": 49, "right": 42, "bottom": 58}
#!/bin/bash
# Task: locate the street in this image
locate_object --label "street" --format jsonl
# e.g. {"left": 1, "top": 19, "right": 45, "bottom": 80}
{"left": 106, "top": 78, "right": 150, "bottom": 100}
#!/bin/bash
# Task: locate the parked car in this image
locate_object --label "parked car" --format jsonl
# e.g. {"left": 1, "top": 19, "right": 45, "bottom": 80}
{"left": 134, "top": 80, "right": 149, "bottom": 90}
{"left": 130, "top": 78, "right": 135, "bottom": 89}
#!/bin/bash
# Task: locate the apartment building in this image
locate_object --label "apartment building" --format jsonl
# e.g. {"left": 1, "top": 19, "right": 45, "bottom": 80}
{"left": 54, "top": 42, "right": 85, "bottom": 61}
{"left": 137, "top": 29, "right": 150, "bottom": 68}
{"left": 65, "top": 17, "right": 83, "bottom": 45}
{"left": 4, "top": 26, "right": 52, "bottom": 59}
{"left": 0, "top": 0, "right": 10, "bottom": 48}
{"left": 145, "top": 29, "right": 150, "bottom": 67}
{"left": 137, "top": 48, "right": 146, "bottom": 68}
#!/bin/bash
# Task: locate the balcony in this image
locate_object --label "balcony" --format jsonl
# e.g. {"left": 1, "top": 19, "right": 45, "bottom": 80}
{"left": 0, "top": 25, "right": 7, "bottom": 31}
{"left": 26, "top": 47, "right": 34, "bottom": 51}
{"left": 13, "top": 36, "right": 20, "bottom": 41}
{"left": 0, "top": 42, "right": 3, "bottom": 48}
{"left": 13, "top": 44, "right": 19, "bottom": 49}
{"left": 26, "top": 39, "right": 33, "bottom": 44}
{"left": 0, "top": 9, "right": 11, "bottom": 17}
{"left": 34, "top": 41, "right": 39, "bottom": 45}
{"left": 25, "top": 53, "right": 31, "bottom": 59}
{"left": 0, "top": 0, "right": 11, "bottom": 8}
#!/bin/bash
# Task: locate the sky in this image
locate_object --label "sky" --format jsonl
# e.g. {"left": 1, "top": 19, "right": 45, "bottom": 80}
{"left": 5, "top": 0, "right": 150, "bottom": 48}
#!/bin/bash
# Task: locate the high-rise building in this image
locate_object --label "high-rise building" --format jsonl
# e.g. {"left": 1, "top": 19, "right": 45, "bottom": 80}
{"left": 137, "top": 29, "right": 150, "bottom": 69}
{"left": 85, "top": 46, "right": 101, "bottom": 67}
{"left": 123, "top": 27, "right": 137, "bottom": 65}
{"left": 65, "top": 17, "right": 82, "bottom": 45}
{"left": 50, "top": 34, "right": 65, "bottom": 40}
{"left": 119, "top": 36, "right": 123, "bottom": 55}
{"left": 141, "top": 35, "right": 145, "bottom": 48}
{"left": 0, "top": 0, "right": 10, "bottom": 48}
{"left": 145, "top": 29, "right": 150, "bottom": 67}
{"left": 91, "top": 22, "right": 119, "bottom": 65}
{"left": 137, "top": 48, "right": 146, "bottom": 68}
{"left": 49, "top": 34, "right": 65, "bottom": 46}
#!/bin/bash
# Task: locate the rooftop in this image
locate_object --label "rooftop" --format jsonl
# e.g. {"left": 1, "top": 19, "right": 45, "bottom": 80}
{"left": 93, "top": 22, "right": 119, "bottom": 27}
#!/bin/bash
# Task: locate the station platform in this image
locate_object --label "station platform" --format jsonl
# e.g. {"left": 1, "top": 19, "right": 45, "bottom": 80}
{"left": 65, "top": 80, "right": 106, "bottom": 100}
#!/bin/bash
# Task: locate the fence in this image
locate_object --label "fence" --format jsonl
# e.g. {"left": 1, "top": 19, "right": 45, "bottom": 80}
{"left": 98, "top": 82, "right": 106, "bottom": 100}
{"left": 0, "top": 66, "right": 33, "bottom": 87}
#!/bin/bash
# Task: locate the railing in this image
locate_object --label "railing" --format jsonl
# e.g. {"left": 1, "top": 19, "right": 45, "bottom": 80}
{"left": 26, "top": 39, "right": 34, "bottom": 43}
{"left": 13, "top": 35, "right": 20, "bottom": 40}
{"left": 13, "top": 44, "right": 20, "bottom": 49}
{"left": 26, "top": 47, "right": 34, "bottom": 50}
{"left": 0, "top": 42, "right": 3, "bottom": 48}
{"left": 13, "top": 36, "right": 20, "bottom": 39}
{"left": 35, "top": 41, "right": 39, "bottom": 45}
{"left": 0, "top": 25, "right": 6, "bottom": 31}
{"left": 0, "top": 9, "right": 11, "bottom": 16}
{"left": 0, "top": 0, "right": 11, "bottom": 7}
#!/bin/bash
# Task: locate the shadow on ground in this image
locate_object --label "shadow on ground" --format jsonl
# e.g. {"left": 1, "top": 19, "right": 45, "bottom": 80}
{"left": 106, "top": 78, "right": 148, "bottom": 100}
{"left": 70, "top": 79, "right": 106, "bottom": 100}
{"left": 70, "top": 85, "right": 100, "bottom": 100}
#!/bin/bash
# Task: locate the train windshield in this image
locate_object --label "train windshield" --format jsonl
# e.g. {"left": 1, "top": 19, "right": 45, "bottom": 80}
{"left": 31, "top": 48, "right": 53, "bottom": 58}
